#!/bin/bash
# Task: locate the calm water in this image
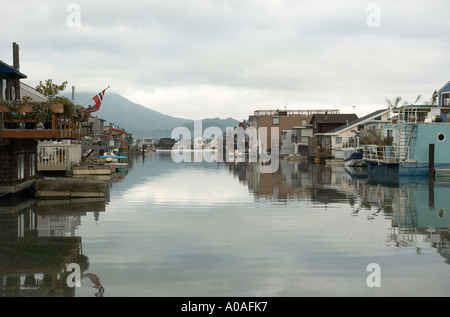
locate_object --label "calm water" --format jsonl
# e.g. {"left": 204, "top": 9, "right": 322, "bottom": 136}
{"left": 1, "top": 150, "right": 450, "bottom": 297}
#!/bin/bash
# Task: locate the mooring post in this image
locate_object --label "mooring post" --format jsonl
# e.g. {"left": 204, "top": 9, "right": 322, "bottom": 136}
{"left": 429, "top": 144, "right": 435, "bottom": 178}
{"left": 429, "top": 143, "right": 435, "bottom": 209}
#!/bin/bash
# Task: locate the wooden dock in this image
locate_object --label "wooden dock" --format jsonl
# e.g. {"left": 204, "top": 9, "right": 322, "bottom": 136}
{"left": 35, "top": 177, "right": 107, "bottom": 199}
{"left": 72, "top": 165, "right": 116, "bottom": 175}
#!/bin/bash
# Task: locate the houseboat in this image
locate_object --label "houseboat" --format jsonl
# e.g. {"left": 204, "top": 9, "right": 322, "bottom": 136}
{"left": 362, "top": 103, "right": 450, "bottom": 177}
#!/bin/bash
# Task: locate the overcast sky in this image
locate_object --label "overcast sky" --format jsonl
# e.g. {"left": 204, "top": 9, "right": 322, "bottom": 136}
{"left": 2, "top": 1, "right": 449, "bottom": 120}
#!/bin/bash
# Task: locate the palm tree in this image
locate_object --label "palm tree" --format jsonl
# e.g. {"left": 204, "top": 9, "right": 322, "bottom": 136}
{"left": 386, "top": 96, "right": 402, "bottom": 121}
{"left": 385, "top": 96, "right": 402, "bottom": 110}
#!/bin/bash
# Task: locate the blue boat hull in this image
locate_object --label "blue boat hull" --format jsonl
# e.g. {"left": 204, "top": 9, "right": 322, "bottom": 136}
{"left": 367, "top": 161, "right": 450, "bottom": 177}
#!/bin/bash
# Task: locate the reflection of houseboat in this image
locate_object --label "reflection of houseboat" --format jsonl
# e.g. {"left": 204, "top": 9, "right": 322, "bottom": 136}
{"left": 362, "top": 82, "right": 450, "bottom": 177}
{"left": 0, "top": 195, "right": 91, "bottom": 297}
{"left": 344, "top": 166, "right": 368, "bottom": 179}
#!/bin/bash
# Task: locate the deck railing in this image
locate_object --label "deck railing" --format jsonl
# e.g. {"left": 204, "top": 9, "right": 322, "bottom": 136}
{"left": 0, "top": 104, "right": 82, "bottom": 140}
{"left": 253, "top": 109, "right": 340, "bottom": 117}
{"left": 37, "top": 144, "right": 82, "bottom": 171}
{"left": 361, "top": 145, "right": 410, "bottom": 164}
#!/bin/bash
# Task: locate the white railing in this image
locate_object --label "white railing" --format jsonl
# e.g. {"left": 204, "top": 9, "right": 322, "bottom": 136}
{"left": 37, "top": 144, "right": 82, "bottom": 171}
{"left": 253, "top": 109, "right": 340, "bottom": 117}
{"left": 361, "top": 145, "right": 410, "bottom": 164}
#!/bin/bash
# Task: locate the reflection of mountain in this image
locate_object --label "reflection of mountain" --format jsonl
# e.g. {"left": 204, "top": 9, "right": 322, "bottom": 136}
{"left": 0, "top": 192, "right": 106, "bottom": 296}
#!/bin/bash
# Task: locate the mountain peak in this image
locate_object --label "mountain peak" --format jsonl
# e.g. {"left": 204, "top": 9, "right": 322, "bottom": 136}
{"left": 65, "top": 92, "right": 240, "bottom": 139}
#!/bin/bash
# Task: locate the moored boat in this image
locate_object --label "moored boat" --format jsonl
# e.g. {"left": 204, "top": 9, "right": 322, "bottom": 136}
{"left": 344, "top": 151, "right": 366, "bottom": 167}
{"left": 362, "top": 104, "right": 450, "bottom": 177}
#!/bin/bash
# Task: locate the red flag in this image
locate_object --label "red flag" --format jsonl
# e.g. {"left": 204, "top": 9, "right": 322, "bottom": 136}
{"left": 81, "top": 89, "right": 107, "bottom": 113}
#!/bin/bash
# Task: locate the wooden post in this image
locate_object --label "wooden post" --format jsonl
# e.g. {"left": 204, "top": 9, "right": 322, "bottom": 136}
{"left": 429, "top": 144, "right": 435, "bottom": 178}
{"left": 429, "top": 143, "right": 435, "bottom": 208}
{"left": 0, "top": 112, "right": 3, "bottom": 140}
{"left": 51, "top": 113, "right": 57, "bottom": 138}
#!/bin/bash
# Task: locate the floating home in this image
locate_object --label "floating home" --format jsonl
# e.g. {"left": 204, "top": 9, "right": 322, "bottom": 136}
{"left": 0, "top": 43, "right": 82, "bottom": 195}
{"left": 362, "top": 81, "right": 450, "bottom": 177}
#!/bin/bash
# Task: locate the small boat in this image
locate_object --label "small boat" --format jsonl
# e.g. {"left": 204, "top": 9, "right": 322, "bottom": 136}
{"left": 100, "top": 148, "right": 127, "bottom": 162}
{"left": 344, "top": 151, "right": 367, "bottom": 167}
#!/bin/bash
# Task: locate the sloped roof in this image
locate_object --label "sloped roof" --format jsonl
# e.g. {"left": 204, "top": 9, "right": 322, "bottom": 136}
{"left": 323, "top": 108, "right": 390, "bottom": 135}
{"left": 20, "top": 82, "right": 47, "bottom": 102}
{"left": 311, "top": 113, "right": 358, "bottom": 124}
{"left": 434, "top": 80, "right": 450, "bottom": 95}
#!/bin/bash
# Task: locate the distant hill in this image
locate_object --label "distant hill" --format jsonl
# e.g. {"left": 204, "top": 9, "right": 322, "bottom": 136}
{"left": 66, "top": 92, "right": 240, "bottom": 139}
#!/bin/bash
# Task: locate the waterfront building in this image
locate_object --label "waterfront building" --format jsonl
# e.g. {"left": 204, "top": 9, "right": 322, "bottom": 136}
{"left": 0, "top": 43, "right": 82, "bottom": 194}
{"left": 433, "top": 80, "right": 450, "bottom": 109}
{"left": 247, "top": 109, "right": 340, "bottom": 155}
{"left": 362, "top": 80, "right": 450, "bottom": 177}
{"left": 318, "top": 108, "right": 391, "bottom": 160}
{"left": 308, "top": 113, "right": 359, "bottom": 160}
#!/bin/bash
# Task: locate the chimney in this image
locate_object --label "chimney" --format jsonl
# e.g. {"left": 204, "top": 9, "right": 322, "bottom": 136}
{"left": 13, "top": 42, "right": 19, "bottom": 70}
{"left": 12, "top": 42, "right": 21, "bottom": 101}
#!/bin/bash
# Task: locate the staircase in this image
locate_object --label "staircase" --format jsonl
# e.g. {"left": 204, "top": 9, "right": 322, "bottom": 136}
{"left": 398, "top": 124, "right": 413, "bottom": 161}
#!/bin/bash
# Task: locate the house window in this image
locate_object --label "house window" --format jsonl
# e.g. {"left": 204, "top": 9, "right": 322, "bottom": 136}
{"left": 18, "top": 155, "right": 25, "bottom": 180}
{"left": 302, "top": 119, "right": 307, "bottom": 126}
{"left": 335, "top": 137, "right": 343, "bottom": 145}
{"left": 30, "top": 154, "right": 36, "bottom": 176}
{"left": 0, "top": 77, "right": 5, "bottom": 100}
{"left": 387, "top": 129, "right": 393, "bottom": 138}
{"left": 272, "top": 117, "right": 280, "bottom": 125}
{"left": 443, "top": 93, "right": 450, "bottom": 107}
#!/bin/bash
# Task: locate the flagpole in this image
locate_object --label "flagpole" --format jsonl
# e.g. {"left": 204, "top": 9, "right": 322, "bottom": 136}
{"left": 81, "top": 86, "right": 110, "bottom": 107}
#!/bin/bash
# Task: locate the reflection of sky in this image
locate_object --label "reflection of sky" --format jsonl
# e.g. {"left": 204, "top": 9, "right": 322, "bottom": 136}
{"left": 121, "top": 168, "right": 252, "bottom": 206}
{"left": 75, "top": 153, "right": 450, "bottom": 297}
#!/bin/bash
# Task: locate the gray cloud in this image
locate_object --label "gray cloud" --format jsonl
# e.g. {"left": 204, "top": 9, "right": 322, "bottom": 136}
{"left": 2, "top": 0, "right": 449, "bottom": 120}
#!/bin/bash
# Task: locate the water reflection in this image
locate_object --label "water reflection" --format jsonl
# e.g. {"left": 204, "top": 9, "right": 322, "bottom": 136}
{"left": 2, "top": 151, "right": 450, "bottom": 297}
{"left": 0, "top": 192, "right": 109, "bottom": 296}
{"left": 225, "top": 158, "right": 450, "bottom": 264}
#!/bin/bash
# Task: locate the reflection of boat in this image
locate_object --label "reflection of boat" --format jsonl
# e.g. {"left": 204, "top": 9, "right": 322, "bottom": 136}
{"left": 344, "top": 152, "right": 366, "bottom": 167}
{"left": 344, "top": 166, "right": 368, "bottom": 179}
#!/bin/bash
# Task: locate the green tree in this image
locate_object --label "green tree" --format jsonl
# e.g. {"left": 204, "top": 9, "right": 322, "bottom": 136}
{"left": 35, "top": 79, "right": 68, "bottom": 101}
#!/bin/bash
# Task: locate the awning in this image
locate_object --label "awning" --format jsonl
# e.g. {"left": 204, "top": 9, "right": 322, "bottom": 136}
{"left": 0, "top": 62, "right": 27, "bottom": 79}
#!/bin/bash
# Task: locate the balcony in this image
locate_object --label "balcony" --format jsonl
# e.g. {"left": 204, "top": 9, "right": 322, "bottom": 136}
{"left": 38, "top": 143, "right": 82, "bottom": 171}
{"left": 0, "top": 103, "right": 82, "bottom": 140}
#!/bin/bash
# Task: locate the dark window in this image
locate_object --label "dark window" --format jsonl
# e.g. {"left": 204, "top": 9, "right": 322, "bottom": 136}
{"left": 443, "top": 93, "right": 450, "bottom": 107}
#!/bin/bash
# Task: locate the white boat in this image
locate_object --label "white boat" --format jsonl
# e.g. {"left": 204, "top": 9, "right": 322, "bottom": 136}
{"left": 344, "top": 152, "right": 367, "bottom": 167}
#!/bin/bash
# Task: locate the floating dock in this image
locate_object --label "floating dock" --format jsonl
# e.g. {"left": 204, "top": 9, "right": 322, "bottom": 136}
{"left": 72, "top": 165, "right": 116, "bottom": 175}
{"left": 35, "top": 177, "right": 107, "bottom": 199}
